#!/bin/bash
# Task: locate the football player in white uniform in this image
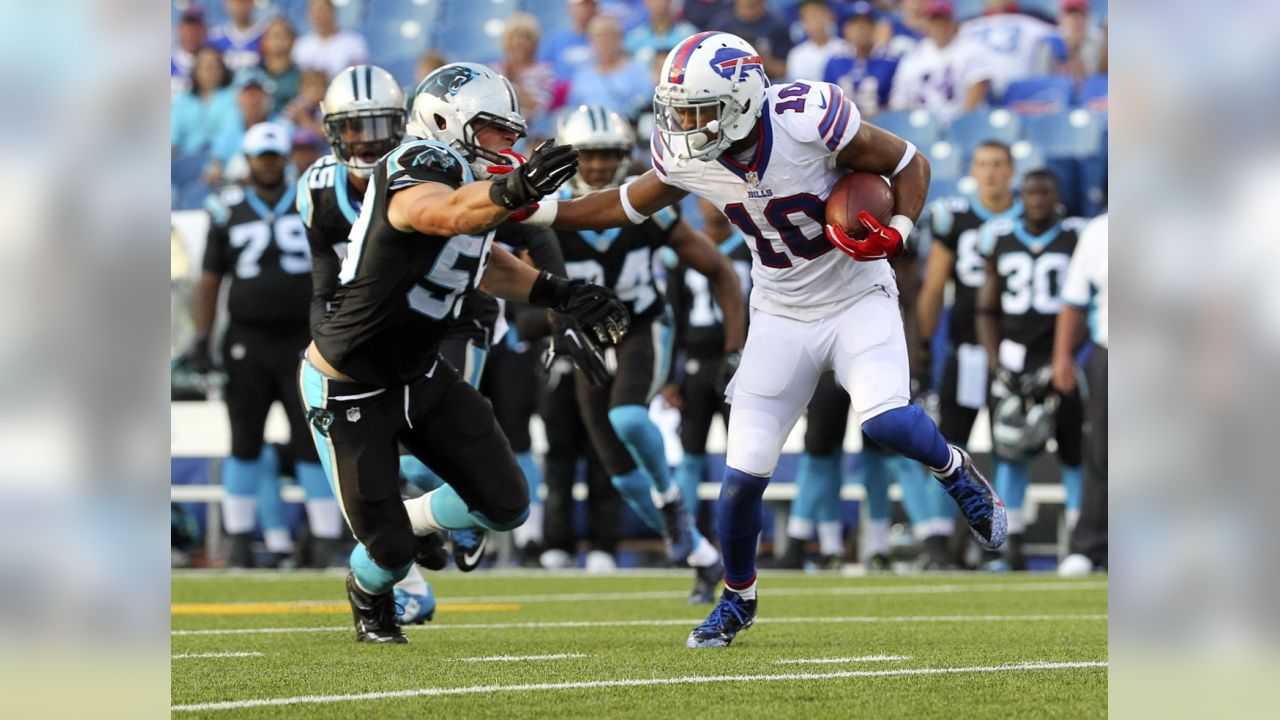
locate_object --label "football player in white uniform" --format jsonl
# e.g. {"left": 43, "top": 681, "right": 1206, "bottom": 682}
{"left": 521, "top": 31, "right": 1006, "bottom": 648}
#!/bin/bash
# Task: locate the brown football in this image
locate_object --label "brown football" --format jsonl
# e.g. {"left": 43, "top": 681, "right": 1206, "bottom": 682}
{"left": 825, "top": 172, "right": 894, "bottom": 241}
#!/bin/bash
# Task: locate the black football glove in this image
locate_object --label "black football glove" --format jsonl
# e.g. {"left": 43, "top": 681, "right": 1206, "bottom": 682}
{"left": 489, "top": 139, "right": 579, "bottom": 210}
{"left": 529, "top": 272, "right": 629, "bottom": 345}
{"left": 715, "top": 349, "right": 742, "bottom": 399}
{"left": 550, "top": 326, "right": 612, "bottom": 386}
{"left": 179, "top": 334, "right": 214, "bottom": 375}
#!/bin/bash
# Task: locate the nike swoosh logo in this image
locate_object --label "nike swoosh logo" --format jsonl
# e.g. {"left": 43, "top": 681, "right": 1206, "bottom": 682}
{"left": 462, "top": 537, "right": 487, "bottom": 566}
{"left": 818, "top": 93, "right": 828, "bottom": 110}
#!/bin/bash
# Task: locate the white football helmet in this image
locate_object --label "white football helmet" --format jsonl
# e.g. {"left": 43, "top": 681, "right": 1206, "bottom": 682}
{"left": 653, "top": 32, "right": 770, "bottom": 162}
{"left": 556, "top": 105, "right": 635, "bottom": 194}
{"left": 320, "top": 65, "right": 407, "bottom": 178}
{"left": 406, "top": 62, "right": 527, "bottom": 180}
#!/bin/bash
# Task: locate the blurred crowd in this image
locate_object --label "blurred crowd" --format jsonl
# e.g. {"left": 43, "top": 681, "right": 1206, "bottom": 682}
{"left": 171, "top": 0, "right": 1108, "bottom": 573}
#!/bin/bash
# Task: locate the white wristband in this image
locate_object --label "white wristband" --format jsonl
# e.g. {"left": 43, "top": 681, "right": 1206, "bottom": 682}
{"left": 619, "top": 182, "right": 648, "bottom": 225}
{"left": 891, "top": 142, "right": 917, "bottom": 177}
{"left": 523, "top": 199, "right": 558, "bottom": 227}
{"left": 889, "top": 214, "right": 915, "bottom": 240}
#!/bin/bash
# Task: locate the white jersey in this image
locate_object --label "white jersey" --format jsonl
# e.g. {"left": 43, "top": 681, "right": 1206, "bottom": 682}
{"left": 958, "top": 13, "right": 1059, "bottom": 98}
{"left": 651, "top": 81, "right": 895, "bottom": 322}
{"left": 888, "top": 37, "right": 994, "bottom": 123}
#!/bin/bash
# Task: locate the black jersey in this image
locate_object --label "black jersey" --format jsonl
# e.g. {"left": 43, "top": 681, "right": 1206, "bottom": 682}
{"left": 981, "top": 216, "right": 1085, "bottom": 364}
{"left": 202, "top": 182, "right": 311, "bottom": 327}
{"left": 554, "top": 193, "right": 679, "bottom": 325}
{"left": 926, "top": 196, "right": 1023, "bottom": 346}
{"left": 312, "top": 140, "right": 496, "bottom": 386}
{"left": 668, "top": 230, "right": 753, "bottom": 360}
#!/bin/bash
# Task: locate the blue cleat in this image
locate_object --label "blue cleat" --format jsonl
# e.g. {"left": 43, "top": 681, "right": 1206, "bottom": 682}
{"left": 658, "top": 490, "right": 693, "bottom": 565}
{"left": 451, "top": 529, "right": 488, "bottom": 572}
{"left": 686, "top": 588, "right": 757, "bottom": 648}
{"left": 393, "top": 585, "right": 437, "bottom": 625}
{"left": 936, "top": 447, "right": 1007, "bottom": 550}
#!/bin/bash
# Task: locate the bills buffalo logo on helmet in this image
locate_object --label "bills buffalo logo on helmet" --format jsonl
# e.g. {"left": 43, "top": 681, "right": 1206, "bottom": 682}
{"left": 710, "top": 48, "right": 765, "bottom": 83}
{"left": 418, "top": 65, "right": 477, "bottom": 98}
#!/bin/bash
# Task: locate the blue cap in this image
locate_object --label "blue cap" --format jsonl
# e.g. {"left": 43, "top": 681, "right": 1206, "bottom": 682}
{"left": 841, "top": 1, "right": 878, "bottom": 24}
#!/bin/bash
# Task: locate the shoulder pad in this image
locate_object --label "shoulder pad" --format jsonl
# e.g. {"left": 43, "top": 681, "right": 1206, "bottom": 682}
{"left": 296, "top": 156, "right": 335, "bottom": 228}
{"left": 204, "top": 186, "right": 241, "bottom": 225}
{"left": 384, "top": 140, "right": 472, "bottom": 191}
{"left": 769, "top": 81, "right": 861, "bottom": 153}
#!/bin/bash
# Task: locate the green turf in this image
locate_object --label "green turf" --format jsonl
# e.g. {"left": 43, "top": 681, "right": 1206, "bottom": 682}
{"left": 171, "top": 570, "right": 1107, "bottom": 719}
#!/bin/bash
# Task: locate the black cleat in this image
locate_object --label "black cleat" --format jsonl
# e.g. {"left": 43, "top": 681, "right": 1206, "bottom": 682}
{"left": 814, "top": 553, "right": 844, "bottom": 571}
{"left": 345, "top": 572, "right": 408, "bottom": 644}
{"left": 917, "top": 535, "right": 954, "bottom": 571}
{"left": 225, "top": 532, "right": 253, "bottom": 568}
{"left": 658, "top": 490, "right": 693, "bottom": 565}
{"left": 865, "top": 553, "right": 892, "bottom": 572}
{"left": 451, "top": 529, "right": 488, "bottom": 572}
{"left": 414, "top": 531, "right": 449, "bottom": 571}
{"left": 689, "top": 558, "right": 723, "bottom": 604}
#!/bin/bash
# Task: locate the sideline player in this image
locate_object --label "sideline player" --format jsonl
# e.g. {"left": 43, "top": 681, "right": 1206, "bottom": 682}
{"left": 182, "top": 122, "right": 341, "bottom": 568}
{"left": 552, "top": 105, "right": 747, "bottom": 602}
{"left": 298, "top": 63, "right": 627, "bottom": 643}
{"left": 520, "top": 33, "right": 1006, "bottom": 647}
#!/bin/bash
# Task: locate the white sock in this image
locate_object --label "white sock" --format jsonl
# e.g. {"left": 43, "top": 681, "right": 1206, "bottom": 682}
{"left": 395, "top": 564, "right": 428, "bottom": 594}
{"left": 930, "top": 446, "right": 964, "bottom": 478}
{"left": 263, "top": 527, "right": 293, "bottom": 554}
{"left": 221, "top": 496, "right": 257, "bottom": 534}
{"left": 1007, "top": 508, "right": 1027, "bottom": 535}
{"left": 305, "top": 499, "right": 344, "bottom": 540}
{"left": 512, "top": 503, "right": 544, "bottom": 547}
{"left": 817, "top": 521, "right": 844, "bottom": 556}
{"left": 688, "top": 536, "right": 720, "bottom": 567}
{"left": 861, "top": 518, "right": 890, "bottom": 559}
{"left": 787, "top": 515, "right": 815, "bottom": 540}
{"left": 727, "top": 580, "right": 756, "bottom": 601}
{"left": 403, "top": 490, "right": 444, "bottom": 533}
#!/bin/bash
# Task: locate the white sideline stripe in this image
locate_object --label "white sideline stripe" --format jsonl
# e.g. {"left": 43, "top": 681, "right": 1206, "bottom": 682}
{"left": 453, "top": 653, "right": 587, "bottom": 663}
{"left": 775, "top": 655, "right": 912, "bottom": 664}
{"left": 172, "top": 613, "right": 1106, "bottom": 636}
{"left": 287, "top": 581, "right": 1107, "bottom": 605}
{"left": 172, "top": 652, "right": 264, "bottom": 659}
{"left": 171, "top": 660, "right": 1107, "bottom": 712}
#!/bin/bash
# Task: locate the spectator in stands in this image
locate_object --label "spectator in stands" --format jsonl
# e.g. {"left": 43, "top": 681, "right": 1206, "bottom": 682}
{"left": 889, "top": 1, "right": 993, "bottom": 122}
{"left": 206, "top": 70, "right": 276, "bottom": 186}
{"left": 1057, "top": 0, "right": 1104, "bottom": 80}
{"left": 289, "top": 127, "right": 326, "bottom": 182}
{"left": 171, "top": 46, "right": 238, "bottom": 159}
{"left": 493, "top": 14, "right": 558, "bottom": 143}
{"left": 710, "top": 0, "right": 794, "bottom": 79}
{"left": 293, "top": 0, "right": 370, "bottom": 79}
{"left": 260, "top": 18, "right": 302, "bottom": 114}
{"left": 823, "top": 2, "right": 899, "bottom": 117}
{"left": 625, "top": 0, "right": 698, "bottom": 67}
{"left": 281, "top": 69, "right": 328, "bottom": 140}
{"left": 958, "top": 0, "right": 1061, "bottom": 100}
{"left": 786, "top": 0, "right": 849, "bottom": 82}
{"left": 875, "top": 0, "right": 927, "bottom": 58}
{"left": 567, "top": 16, "right": 653, "bottom": 119}
{"left": 682, "top": 0, "right": 732, "bottom": 31}
{"left": 207, "top": 0, "right": 265, "bottom": 72}
{"left": 414, "top": 50, "right": 448, "bottom": 87}
{"left": 171, "top": 6, "right": 207, "bottom": 97}
{"left": 540, "top": 0, "right": 599, "bottom": 80}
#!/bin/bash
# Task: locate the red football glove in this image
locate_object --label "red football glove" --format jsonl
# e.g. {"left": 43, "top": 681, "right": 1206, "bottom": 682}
{"left": 485, "top": 149, "right": 527, "bottom": 176}
{"left": 508, "top": 202, "right": 540, "bottom": 222}
{"left": 826, "top": 211, "right": 904, "bottom": 261}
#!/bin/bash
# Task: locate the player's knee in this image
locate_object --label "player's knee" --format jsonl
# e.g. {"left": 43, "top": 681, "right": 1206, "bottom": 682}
{"left": 366, "top": 526, "right": 416, "bottom": 570}
{"left": 229, "top": 437, "right": 265, "bottom": 462}
{"left": 860, "top": 403, "right": 922, "bottom": 448}
{"left": 725, "top": 437, "right": 781, "bottom": 477}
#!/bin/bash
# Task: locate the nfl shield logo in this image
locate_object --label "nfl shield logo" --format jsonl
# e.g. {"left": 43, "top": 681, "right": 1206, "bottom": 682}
{"left": 745, "top": 171, "right": 759, "bottom": 186}
{"left": 346, "top": 407, "right": 361, "bottom": 423}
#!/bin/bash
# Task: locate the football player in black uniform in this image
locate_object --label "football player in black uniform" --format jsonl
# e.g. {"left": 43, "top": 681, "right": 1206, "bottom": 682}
{"left": 183, "top": 122, "right": 340, "bottom": 568}
{"left": 916, "top": 140, "right": 1024, "bottom": 567}
{"left": 551, "top": 106, "right": 747, "bottom": 603}
{"left": 298, "top": 64, "right": 627, "bottom": 643}
{"left": 976, "top": 169, "right": 1085, "bottom": 570}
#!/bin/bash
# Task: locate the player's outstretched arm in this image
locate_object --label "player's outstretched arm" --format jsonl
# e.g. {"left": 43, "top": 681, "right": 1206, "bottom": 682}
{"left": 667, "top": 219, "right": 747, "bottom": 354}
{"left": 975, "top": 256, "right": 1002, "bottom": 369}
{"left": 524, "top": 170, "right": 688, "bottom": 231}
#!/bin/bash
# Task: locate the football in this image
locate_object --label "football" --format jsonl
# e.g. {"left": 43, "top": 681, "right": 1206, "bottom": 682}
{"left": 825, "top": 172, "right": 894, "bottom": 241}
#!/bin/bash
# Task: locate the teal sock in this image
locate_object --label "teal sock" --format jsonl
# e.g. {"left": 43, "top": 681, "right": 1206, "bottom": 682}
{"left": 675, "top": 453, "right": 706, "bottom": 524}
{"left": 607, "top": 405, "right": 671, "bottom": 493}
{"left": 349, "top": 543, "right": 412, "bottom": 595}
{"left": 610, "top": 468, "right": 666, "bottom": 534}
{"left": 295, "top": 460, "right": 333, "bottom": 499}
{"left": 400, "top": 455, "right": 444, "bottom": 493}
{"left": 254, "top": 445, "right": 287, "bottom": 533}
{"left": 995, "top": 460, "right": 1031, "bottom": 512}
{"left": 860, "top": 447, "right": 892, "bottom": 521}
{"left": 792, "top": 454, "right": 820, "bottom": 523}
{"left": 894, "top": 455, "right": 935, "bottom": 524}
{"left": 1061, "top": 464, "right": 1083, "bottom": 512}
{"left": 426, "top": 485, "right": 528, "bottom": 532}
{"left": 810, "top": 452, "right": 843, "bottom": 523}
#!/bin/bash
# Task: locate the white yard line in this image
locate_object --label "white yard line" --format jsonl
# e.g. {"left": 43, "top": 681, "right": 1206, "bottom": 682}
{"left": 172, "top": 660, "right": 1107, "bottom": 712}
{"left": 775, "top": 655, "right": 912, "bottom": 664}
{"left": 172, "top": 613, "right": 1106, "bottom": 636}
{"left": 171, "top": 652, "right": 264, "bottom": 659}
{"left": 452, "top": 653, "right": 588, "bottom": 663}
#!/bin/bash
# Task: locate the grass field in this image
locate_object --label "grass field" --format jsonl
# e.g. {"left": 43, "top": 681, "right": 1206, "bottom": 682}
{"left": 171, "top": 569, "right": 1107, "bottom": 719}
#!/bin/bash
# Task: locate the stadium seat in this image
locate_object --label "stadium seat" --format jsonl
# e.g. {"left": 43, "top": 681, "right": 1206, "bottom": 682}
{"left": 926, "top": 141, "right": 963, "bottom": 181}
{"left": 928, "top": 176, "right": 960, "bottom": 201}
{"left": 873, "top": 109, "right": 941, "bottom": 149}
{"left": 1004, "top": 75, "right": 1075, "bottom": 116}
{"left": 1024, "top": 109, "right": 1104, "bottom": 159}
{"left": 171, "top": 150, "right": 207, "bottom": 188}
{"left": 432, "top": 0, "right": 518, "bottom": 64}
{"left": 522, "top": 0, "right": 573, "bottom": 37}
{"left": 1010, "top": 140, "right": 1046, "bottom": 184}
{"left": 361, "top": 0, "right": 437, "bottom": 68}
{"left": 1081, "top": 74, "right": 1108, "bottom": 115}
{"left": 946, "top": 108, "right": 1022, "bottom": 151}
